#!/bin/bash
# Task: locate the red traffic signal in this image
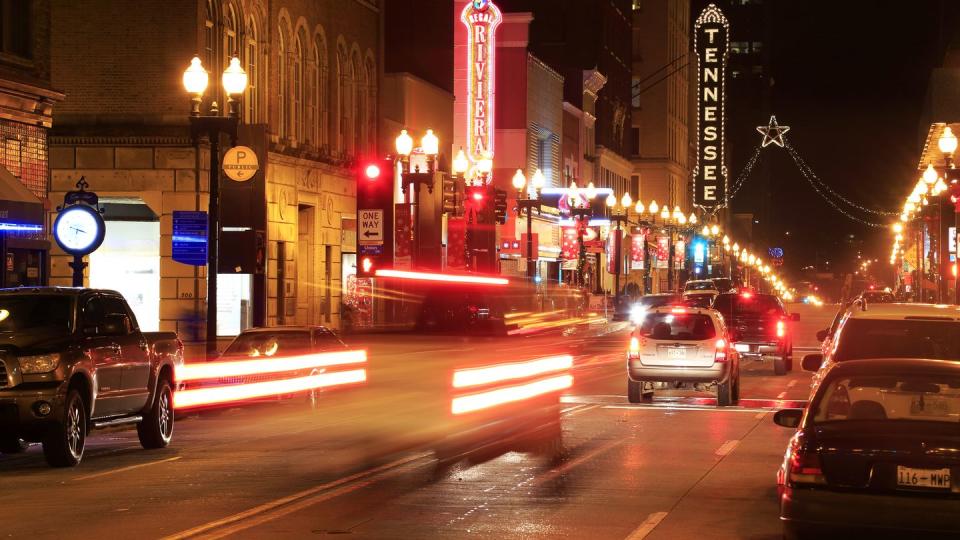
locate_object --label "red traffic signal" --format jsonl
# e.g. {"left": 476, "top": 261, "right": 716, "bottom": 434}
{"left": 364, "top": 164, "right": 381, "bottom": 179}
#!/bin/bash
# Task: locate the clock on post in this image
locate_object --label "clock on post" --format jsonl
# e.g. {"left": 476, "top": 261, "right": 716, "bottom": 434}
{"left": 54, "top": 177, "right": 106, "bottom": 287}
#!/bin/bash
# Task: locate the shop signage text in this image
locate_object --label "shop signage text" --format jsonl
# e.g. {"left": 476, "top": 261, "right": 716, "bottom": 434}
{"left": 693, "top": 4, "right": 729, "bottom": 208}
{"left": 461, "top": 0, "right": 502, "bottom": 165}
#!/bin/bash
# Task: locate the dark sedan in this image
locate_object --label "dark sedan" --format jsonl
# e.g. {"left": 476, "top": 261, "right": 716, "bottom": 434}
{"left": 774, "top": 358, "right": 960, "bottom": 538}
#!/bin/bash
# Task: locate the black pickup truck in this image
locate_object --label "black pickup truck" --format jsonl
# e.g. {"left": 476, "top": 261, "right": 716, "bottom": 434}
{"left": 713, "top": 291, "right": 798, "bottom": 375}
{"left": 0, "top": 288, "right": 182, "bottom": 466}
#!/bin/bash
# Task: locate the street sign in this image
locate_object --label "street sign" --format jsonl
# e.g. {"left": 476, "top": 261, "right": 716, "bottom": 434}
{"left": 172, "top": 210, "right": 208, "bottom": 266}
{"left": 223, "top": 146, "right": 259, "bottom": 181}
{"left": 358, "top": 209, "right": 384, "bottom": 244}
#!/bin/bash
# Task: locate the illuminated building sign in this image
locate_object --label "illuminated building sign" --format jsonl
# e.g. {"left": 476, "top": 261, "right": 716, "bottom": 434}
{"left": 693, "top": 4, "right": 729, "bottom": 209}
{"left": 461, "top": 0, "right": 502, "bottom": 168}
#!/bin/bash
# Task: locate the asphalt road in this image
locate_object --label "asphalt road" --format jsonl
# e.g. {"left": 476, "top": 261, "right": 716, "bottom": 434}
{"left": 0, "top": 303, "right": 836, "bottom": 539}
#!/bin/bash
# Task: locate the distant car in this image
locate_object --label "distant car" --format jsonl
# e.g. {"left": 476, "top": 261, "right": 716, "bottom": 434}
{"left": 683, "top": 279, "right": 720, "bottom": 295}
{"left": 626, "top": 305, "right": 739, "bottom": 406}
{"left": 219, "top": 326, "right": 348, "bottom": 408}
{"left": 774, "top": 358, "right": 960, "bottom": 538}
{"left": 709, "top": 277, "right": 735, "bottom": 293}
{"left": 853, "top": 290, "right": 895, "bottom": 305}
{"left": 714, "top": 291, "right": 797, "bottom": 375}
{"left": 627, "top": 293, "right": 684, "bottom": 324}
{"left": 803, "top": 303, "right": 960, "bottom": 379}
{"left": 682, "top": 291, "right": 716, "bottom": 309}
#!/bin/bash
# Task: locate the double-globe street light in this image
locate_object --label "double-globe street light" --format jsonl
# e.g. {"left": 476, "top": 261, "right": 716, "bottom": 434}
{"left": 394, "top": 129, "right": 440, "bottom": 268}
{"left": 182, "top": 55, "right": 248, "bottom": 359}
{"left": 512, "top": 169, "right": 546, "bottom": 280}
{"left": 606, "top": 191, "right": 633, "bottom": 305}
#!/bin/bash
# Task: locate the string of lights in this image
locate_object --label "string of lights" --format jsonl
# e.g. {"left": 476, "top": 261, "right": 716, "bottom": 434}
{"left": 785, "top": 141, "right": 898, "bottom": 216}
{"left": 784, "top": 143, "right": 887, "bottom": 228}
{"left": 727, "top": 145, "right": 762, "bottom": 200}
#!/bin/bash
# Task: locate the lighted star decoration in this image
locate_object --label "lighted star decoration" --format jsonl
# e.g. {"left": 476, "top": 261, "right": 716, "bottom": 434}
{"left": 757, "top": 115, "right": 790, "bottom": 148}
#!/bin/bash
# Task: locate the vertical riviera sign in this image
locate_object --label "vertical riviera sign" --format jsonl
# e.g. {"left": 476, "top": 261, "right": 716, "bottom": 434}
{"left": 693, "top": 4, "right": 729, "bottom": 209}
{"left": 461, "top": 0, "right": 502, "bottom": 166}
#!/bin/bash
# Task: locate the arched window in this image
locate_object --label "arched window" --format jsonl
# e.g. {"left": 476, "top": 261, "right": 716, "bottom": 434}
{"left": 316, "top": 36, "right": 328, "bottom": 151}
{"left": 223, "top": 4, "right": 238, "bottom": 61}
{"left": 365, "top": 55, "right": 376, "bottom": 154}
{"left": 277, "top": 29, "right": 287, "bottom": 137}
{"left": 244, "top": 16, "right": 259, "bottom": 122}
{"left": 204, "top": 0, "right": 217, "bottom": 72}
{"left": 293, "top": 35, "right": 304, "bottom": 144}
{"left": 351, "top": 50, "right": 364, "bottom": 155}
{"left": 336, "top": 42, "right": 350, "bottom": 154}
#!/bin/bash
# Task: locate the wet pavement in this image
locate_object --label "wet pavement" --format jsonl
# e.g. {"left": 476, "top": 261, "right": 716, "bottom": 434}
{"left": 0, "top": 303, "right": 835, "bottom": 539}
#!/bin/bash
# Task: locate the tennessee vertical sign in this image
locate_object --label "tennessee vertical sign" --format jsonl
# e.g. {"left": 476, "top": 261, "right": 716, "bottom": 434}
{"left": 693, "top": 4, "right": 729, "bottom": 209}
{"left": 461, "top": 0, "right": 502, "bottom": 166}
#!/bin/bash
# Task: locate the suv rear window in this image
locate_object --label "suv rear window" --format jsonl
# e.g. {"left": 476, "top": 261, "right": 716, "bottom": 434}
{"left": 638, "top": 312, "right": 717, "bottom": 341}
{"left": 684, "top": 281, "right": 715, "bottom": 291}
{"left": 834, "top": 319, "right": 960, "bottom": 361}
{"left": 714, "top": 293, "right": 784, "bottom": 318}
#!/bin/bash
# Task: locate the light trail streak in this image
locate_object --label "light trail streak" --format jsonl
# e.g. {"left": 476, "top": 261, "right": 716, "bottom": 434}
{"left": 173, "top": 369, "right": 367, "bottom": 410}
{"left": 374, "top": 269, "right": 509, "bottom": 285}
{"left": 175, "top": 350, "right": 366, "bottom": 382}
{"left": 452, "top": 355, "right": 573, "bottom": 389}
{"left": 451, "top": 374, "right": 573, "bottom": 415}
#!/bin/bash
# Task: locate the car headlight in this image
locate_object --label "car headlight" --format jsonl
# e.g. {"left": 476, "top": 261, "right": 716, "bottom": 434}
{"left": 19, "top": 353, "right": 61, "bottom": 374}
{"left": 629, "top": 306, "right": 647, "bottom": 325}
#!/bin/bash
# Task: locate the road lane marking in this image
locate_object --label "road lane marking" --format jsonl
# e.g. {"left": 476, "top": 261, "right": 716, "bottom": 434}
{"left": 162, "top": 452, "right": 431, "bottom": 540}
{"left": 564, "top": 404, "right": 599, "bottom": 417}
{"left": 625, "top": 512, "right": 669, "bottom": 540}
{"left": 602, "top": 404, "right": 774, "bottom": 413}
{"left": 787, "top": 380, "right": 797, "bottom": 388}
{"left": 755, "top": 411, "right": 767, "bottom": 419}
{"left": 73, "top": 456, "right": 182, "bottom": 481}
{"left": 715, "top": 439, "right": 739, "bottom": 457}
{"left": 777, "top": 391, "right": 787, "bottom": 399}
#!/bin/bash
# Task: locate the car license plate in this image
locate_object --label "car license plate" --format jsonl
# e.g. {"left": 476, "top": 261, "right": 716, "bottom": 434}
{"left": 667, "top": 347, "right": 686, "bottom": 359}
{"left": 734, "top": 343, "right": 749, "bottom": 353}
{"left": 896, "top": 466, "right": 951, "bottom": 490}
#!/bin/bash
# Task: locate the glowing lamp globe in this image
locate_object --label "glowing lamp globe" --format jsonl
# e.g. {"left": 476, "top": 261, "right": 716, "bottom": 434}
{"left": 585, "top": 182, "right": 597, "bottom": 200}
{"left": 635, "top": 201, "right": 645, "bottom": 214}
{"left": 923, "top": 164, "right": 938, "bottom": 185}
{"left": 606, "top": 193, "right": 617, "bottom": 208}
{"left": 939, "top": 126, "right": 958, "bottom": 155}
{"left": 183, "top": 56, "right": 209, "bottom": 95}
{"left": 512, "top": 169, "right": 526, "bottom": 191}
{"left": 621, "top": 192, "right": 632, "bottom": 208}
{"left": 222, "top": 57, "right": 248, "bottom": 95}
{"left": 648, "top": 200, "right": 659, "bottom": 215}
{"left": 532, "top": 169, "right": 546, "bottom": 191}
{"left": 453, "top": 148, "right": 469, "bottom": 175}
{"left": 395, "top": 130, "right": 414, "bottom": 157}
{"left": 421, "top": 129, "right": 439, "bottom": 156}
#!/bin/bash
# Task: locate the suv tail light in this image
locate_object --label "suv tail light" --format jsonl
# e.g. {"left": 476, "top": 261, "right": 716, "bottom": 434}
{"left": 629, "top": 335, "right": 640, "bottom": 355}
{"left": 714, "top": 338, "right": 727, "bottom": 362}
{"left": 776, "top": 319, "right": 786, "bottom": 338}
{"left": 786, "top": 437, "right": 826, "bottom": 487}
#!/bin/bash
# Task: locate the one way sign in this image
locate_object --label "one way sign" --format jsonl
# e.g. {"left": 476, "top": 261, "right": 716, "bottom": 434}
{"left": 358, "top": 209, "right": 384, "bottom": 244}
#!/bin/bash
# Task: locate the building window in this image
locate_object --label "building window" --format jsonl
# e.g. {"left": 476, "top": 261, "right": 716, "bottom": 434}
{"left": 631, "top": 127, "right": 640, "bottom": 156}
{"left": 293, "top": 35, "right": 304, "bottom": 144}
{"left": 365, "top": 55, "right": 377, "bottom": 154}
{"left": 0, "top": 0, "right": 32, "bottom": 59}
{"left": 204, "top": 1, "right": 217, "bottom": 80}
{"left": 277, "top": 30, "right": 287, "bottom": 138}
{"left": 244, "top": 17, "right": 259, "bottom": 123}
{"left": 730, "top": 41, "right": 750, "bottom": 54}
{"left": 631, "top": 76, "right": 641, "bottom": 108}
{"left": 315, "top": 35, "right": 329, "bottom": 151}
{"left": 223, "top": 5, "right": 238, "bottom": 61}
{"left": 336, "top": 42, "right": 351, "bottom": 154}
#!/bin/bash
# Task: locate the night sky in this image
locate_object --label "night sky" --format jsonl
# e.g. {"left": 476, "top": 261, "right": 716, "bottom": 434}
{"left": 739, "top": 0, "right": 954, "bottom": 281}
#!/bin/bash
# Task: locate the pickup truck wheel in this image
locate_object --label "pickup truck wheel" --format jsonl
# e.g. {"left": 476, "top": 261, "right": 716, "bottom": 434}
{"left": 774, "top": 357, "right": 788, "bottom": 376}
{"left": 0, "top": 436, "right": 28, "bottom": 454}
{"left": 42, "top": 389, "right": 86, "bottom": 467}
{"left": 138, "top": 379, "right": 174, "bottom": 449}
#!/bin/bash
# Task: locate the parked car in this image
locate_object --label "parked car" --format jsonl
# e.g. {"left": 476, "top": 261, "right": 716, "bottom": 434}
{"left": 0, "top": 287, "right": 182, "bottom": 466}
{"left": 682, "top": 291, "right": 716, "bottom": 309}
{"left": 774, "top": 358, "right": 960, "bottom": 538}
{"left": 709, "top": 277, "right": 735, "bottom": 293}
{"left": 803, "top": 303, "right": 960, "bottom": 378}
{"left": 714, "top": 291, "right": 797, "bottom": 375}
{"left": 626, "top": 305, "right": 739, "bottom": 406}
{"left": 683, "top": 279, "right": 720, "bottom": 295}
{"left": 627, "top": 293, "right": 684, "bottom": 324}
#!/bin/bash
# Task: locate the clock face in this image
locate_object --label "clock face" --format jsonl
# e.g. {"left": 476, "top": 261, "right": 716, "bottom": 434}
{"left": 54, "top": 206, "right": 104, "bottom": 255}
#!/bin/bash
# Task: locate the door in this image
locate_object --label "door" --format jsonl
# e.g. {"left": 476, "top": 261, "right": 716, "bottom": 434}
{"left": 81, "top": 296, "right": 124, "bottom": 418}
{"left": 104, "top": 295, "right": 151, "bottom": 412}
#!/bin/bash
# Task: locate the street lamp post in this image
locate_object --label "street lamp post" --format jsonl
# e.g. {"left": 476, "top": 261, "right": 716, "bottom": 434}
{"left": 568, "top": 182, "right": 592, "bottom": 288}
{"left": 936, "top": 126, "right": 959, "bottom": 304}
{"left": 513, "top": 169, "right": 545, "bottom": 280}
{"left": 394, "top": 129, "right": 440, "bottom": 269}
{"left": 183, "top": 55, "right": 247, "bottom": 360}
{"left": 607, "top": 192, "right": 632, "bottom": 306}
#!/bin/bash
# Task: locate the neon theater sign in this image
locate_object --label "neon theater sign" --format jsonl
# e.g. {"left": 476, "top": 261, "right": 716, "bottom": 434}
{"left": 693, "top": 4, "right": 729, "bottom": 209}
{"left": 461, "top": 0, "right": 502, "bottom": 183}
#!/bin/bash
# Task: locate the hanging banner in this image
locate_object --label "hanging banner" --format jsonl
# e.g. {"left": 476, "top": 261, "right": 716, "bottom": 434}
{"left": 447, "top": 217, "right": 466, "bottom": 268}
{"left": 561, "top": 227, "right": 579, "bottom": 260}
{"left": 630, "top": 233, "right": 646, "bottom": 271}
{"left": 693, "top": 4, "right": 729, "bottom": 209}
{"left": 395, "top": 204, "right": 412, "bottom": 259}
{"left": 606, "top": 231, "right": 621, "bottom": 274}
{"left": 461, "top": 0, "right": 502, "bottom": 165}
{"left": 674, "top": 240, "right": 686, "bottom": 270}
{"left": 655, "top": 236, "right": 670, "bottom": 269}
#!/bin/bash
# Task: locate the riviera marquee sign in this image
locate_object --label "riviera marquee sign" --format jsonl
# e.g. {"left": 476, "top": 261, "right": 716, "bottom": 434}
{"left": 461, "top": 0, "right": 502, "bottom": 168}
{"left": 693, "top": 4, "right": 729, "bottom": 209}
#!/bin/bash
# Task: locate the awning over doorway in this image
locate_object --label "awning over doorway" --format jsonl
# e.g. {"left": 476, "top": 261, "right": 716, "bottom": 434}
{"left": 0, "top": 166, "right": 43, "bottom": 227}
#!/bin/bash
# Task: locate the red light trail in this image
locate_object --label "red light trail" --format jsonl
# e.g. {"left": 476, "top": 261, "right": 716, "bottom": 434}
{"left": 374, "top": 269, "right": 509, "bottom": 286}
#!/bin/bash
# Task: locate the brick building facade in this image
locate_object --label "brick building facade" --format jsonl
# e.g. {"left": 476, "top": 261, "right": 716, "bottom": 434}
{"left": 48, "top": 0, "right": 379, "bottom": 337}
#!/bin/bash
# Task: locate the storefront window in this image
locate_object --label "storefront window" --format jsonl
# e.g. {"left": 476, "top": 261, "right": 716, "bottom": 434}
{"left": 89, "top": 221, "right": 160, "bottom": 331}
{"left": 217, "top": 273, "right": 252, "bottom": 336}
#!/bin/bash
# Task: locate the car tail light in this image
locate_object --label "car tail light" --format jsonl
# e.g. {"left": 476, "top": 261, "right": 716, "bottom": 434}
{"left": 670, "top": 307, "right": 687, "bottom": 314}
{"left": 629, "top": 335, "right": 640, "bottom": 354}
{"left": 786, "top": 437, "right": 826, "bottom": 486}
{"left": 776, "top": 319, "right": 786, "bottom": 338}
{"left": 714, "top": 338, "right": 727, "bottom": 362}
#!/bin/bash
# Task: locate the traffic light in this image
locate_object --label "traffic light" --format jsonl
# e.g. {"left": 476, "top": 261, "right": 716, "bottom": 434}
{"left": 356, "top": 159, "right": 394, "bottom": 278}
{"left": 494, "top": 188, "right": 508, "bottom": 224}
{"left": 442, "top": 173, "right": 462, "bottom": 216}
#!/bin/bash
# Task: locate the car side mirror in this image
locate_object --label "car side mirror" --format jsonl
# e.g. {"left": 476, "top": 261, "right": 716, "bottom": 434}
{"left": 773, "top": 409, "right": 803, "bottom": 428}
{"left": 815, "top": 329, "right": 828, "bottom": 342}
{"left": 801, "top": 353, "right": 824, "bottom": 372}
{"left": 791, "top": 313, "right": 800, "bottom": 322}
